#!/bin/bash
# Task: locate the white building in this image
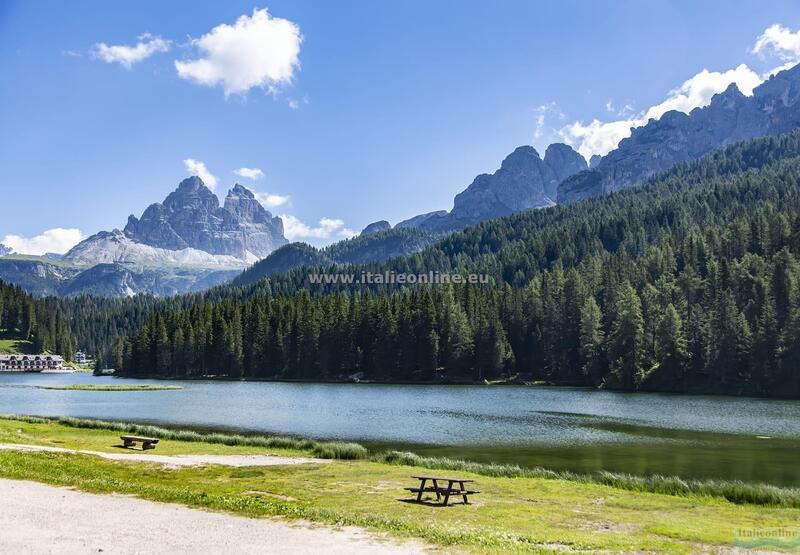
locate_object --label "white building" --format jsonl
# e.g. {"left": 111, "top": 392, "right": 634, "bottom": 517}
{"left": 75, "top": 351, "right": 91, "bottom": 364}
{"left": 0, "top": 355, "right": 64, "bottom": 371}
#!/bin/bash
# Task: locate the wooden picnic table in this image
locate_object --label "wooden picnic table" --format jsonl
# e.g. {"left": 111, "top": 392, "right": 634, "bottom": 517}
{"left": 406, "top": 475, "right": 479, "bottom": 505}
{"left": 120, "top": 435, "right": 159, "bottom": 450}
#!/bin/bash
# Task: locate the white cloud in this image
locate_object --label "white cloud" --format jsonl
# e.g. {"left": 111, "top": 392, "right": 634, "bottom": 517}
{"left": 175, "top": 8, "right": 302, "bottom": 96}
{"left": 559, "top": 64, "right": 764, "bottom": 160}
{"left": 2, "top": 228, "right": 85, "bottom": 256}
{"left": 553, "top": 23, "right": 800, "bottom": 160}
{"left": 288, "top": 99, "right": 300, "bottom": 110}
{"left": 644, "top": 64, "right": 761, "bottom": 120}
{"left": 753, "top": 24, "right": 800, "bottom": 62}
{"left": 92, "top": 33, "right": 171, "bottom": 70}
{"left": 234, "top": 167, "right": 264, "bottom": 180}
{"left": 280, "top": 215, "right": 356, "bottom": 243}
{"left": 254, "top": 192, "right": 290, "bottom": 208}
{"left": 183, "top": 158, "right": 218, "bottom": 190}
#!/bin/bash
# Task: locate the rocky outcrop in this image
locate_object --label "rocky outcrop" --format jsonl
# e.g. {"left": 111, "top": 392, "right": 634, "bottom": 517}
{"left": 399, "top": 143, "right": 586, "bottom": 234}
{"left": 558, "top": 64, "right": 800, "bottom": 203}
{"left": 396, "top": 211, "right": 448, "bottom": 230}
{"left": 63, "top": 229, "right": 248, "bottom": 269}
{"left": 544, "top": 143, "right": 588, "bottom": 195}
{"left": 123, "top": 177, "right": 286, "bottom": 260}
{"left": 361, "top": 220, "right": 391, "bottom": 236}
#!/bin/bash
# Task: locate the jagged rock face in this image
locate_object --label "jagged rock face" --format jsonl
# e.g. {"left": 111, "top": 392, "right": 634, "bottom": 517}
{"left": 361, "top": 220, "right": 391, "bottom": 236}
{"left": 544, "top": 143, "right": 589, "bottom": 196}
{"left": 400, "top": 143, "right": 586, "bottom": 234}
{"left": 123, "top": 177, "right": 287, "bottom": 260}
{"left": 63, "top": 229, "right": 248, "bottom": 268}
{"left": 450, "top": 146, "right": 556, "bottom": 223}
{"left": 395, "top": 211, "right": 448, "bottom": 229}
{"left": 589, "top": 155, "right": 602, "bottom": 169}
{"left": 558, "top": 63, "right": 800, "bottom": 204}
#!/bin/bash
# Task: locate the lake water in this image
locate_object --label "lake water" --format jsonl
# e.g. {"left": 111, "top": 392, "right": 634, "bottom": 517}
{"left": 1, "top": 373, "right": 799, "bottom": 486}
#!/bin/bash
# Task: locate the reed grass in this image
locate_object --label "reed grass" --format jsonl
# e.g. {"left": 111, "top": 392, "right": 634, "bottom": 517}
{"left": 0, "top": 414, "right": 367, "bottom": 460}
{"left": 377, "top": 450, "right": 800, "bottom": 508}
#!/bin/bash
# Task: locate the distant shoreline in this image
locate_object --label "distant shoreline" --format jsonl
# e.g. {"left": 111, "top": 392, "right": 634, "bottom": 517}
{"left": 100, "top": 373, "right": 799, "bottom": 400}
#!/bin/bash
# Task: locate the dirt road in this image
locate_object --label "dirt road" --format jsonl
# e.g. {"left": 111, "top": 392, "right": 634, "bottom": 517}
{"left": 0, "top": 479, "right": 427, "bottom": 554}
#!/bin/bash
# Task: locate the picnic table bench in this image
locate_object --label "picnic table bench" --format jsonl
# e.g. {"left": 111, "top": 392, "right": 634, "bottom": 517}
{"left": 406, "top": 475, "right": 479, "bottom": 505}
{"left": 120, "top": 435, "right": 159, "bottom": 450}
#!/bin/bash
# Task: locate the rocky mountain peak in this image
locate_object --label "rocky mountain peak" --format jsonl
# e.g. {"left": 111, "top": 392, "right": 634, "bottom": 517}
{"left": 163, "top": 176, "right": 219, "bottom": 213}
{"left": 544, "top": 143, "right": 588, "bottom": 183}
{"left": 397, "top": 142, "right": 585, "bottom": 234}
{"left": 118, "top": 177, "right": 287, "bottom": 260}
{"left": 558, "top": 62, "right": 800, "bottom": 204}
{"left": 361, "top": 220, "right": 391, "bottom": 236}
{"left": 500, "top": 145, "right": 541, "bottom": 169}
{"left": 223, "top": 183, "right": 275, "bottom": 225}
{"left": 227, "top": 183, "right": 255, "bottom": 198}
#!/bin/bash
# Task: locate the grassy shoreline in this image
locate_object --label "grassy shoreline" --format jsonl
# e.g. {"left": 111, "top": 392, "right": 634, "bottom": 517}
{"left": 2, "top": 413, "right": 799, "bottom": 508}
{"left": 0, "top": 414, "right": 798, "bottom": 552}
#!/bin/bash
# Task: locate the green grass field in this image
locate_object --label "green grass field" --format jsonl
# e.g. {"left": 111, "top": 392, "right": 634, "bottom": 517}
{"left": 0, "top": 329, "right": 34, "bottom": 354}
{"left": 0, "top": 416, "right": 798, "bottom": 552}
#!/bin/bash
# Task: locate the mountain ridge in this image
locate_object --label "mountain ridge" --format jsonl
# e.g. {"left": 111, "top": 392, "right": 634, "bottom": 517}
{"left": 558, "top": 63, "right": 800, "bottom": 202}
{"left": 396, "top": 142, "right": 587, "bottom": 234}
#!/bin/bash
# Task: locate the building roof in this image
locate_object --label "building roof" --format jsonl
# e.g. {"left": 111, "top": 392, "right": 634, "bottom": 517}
{"left": 0, "top": 354, "right": 64, "bottom": 361}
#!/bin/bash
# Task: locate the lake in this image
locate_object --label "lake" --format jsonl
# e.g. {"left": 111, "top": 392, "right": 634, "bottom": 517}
{"left": 1, "top": 373, "right": 799, "bottom": 486}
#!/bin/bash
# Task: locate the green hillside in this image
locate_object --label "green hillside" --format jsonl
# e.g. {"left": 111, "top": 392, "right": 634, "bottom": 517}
{"left": 103, "top": 131, "right": 800, "bottom": 398}
{"left": 0, "top": 330, "right": 34, "bottom": 354}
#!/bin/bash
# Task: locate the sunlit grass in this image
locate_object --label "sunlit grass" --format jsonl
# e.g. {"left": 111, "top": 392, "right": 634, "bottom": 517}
{"left": 3, "top": 415, "right": 800, "bottom": 508}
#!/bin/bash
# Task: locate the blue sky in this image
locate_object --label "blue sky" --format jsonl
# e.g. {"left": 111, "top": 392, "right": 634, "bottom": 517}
{"left": 2, "top": 0, "right": 800, "bottom": 253}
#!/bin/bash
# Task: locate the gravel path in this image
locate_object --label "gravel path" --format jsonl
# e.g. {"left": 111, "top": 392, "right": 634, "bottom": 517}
{"left": 0, "top": 479, "right": 427, "bottom": 554}
{"left": 0, "top": 443, "right": 330, "bottom": 468}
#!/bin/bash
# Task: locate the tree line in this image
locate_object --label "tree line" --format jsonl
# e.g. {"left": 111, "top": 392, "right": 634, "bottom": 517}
{"left": 111, "top": 132, "right": 800, "bottom": 397}
{"left": 0, "top": 280, "right": 74, "bottom": 358}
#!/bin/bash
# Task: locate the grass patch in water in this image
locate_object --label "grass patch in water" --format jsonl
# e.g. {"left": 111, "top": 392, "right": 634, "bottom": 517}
{"left": 37, "top": 384, "right": 182, "bottom": 392}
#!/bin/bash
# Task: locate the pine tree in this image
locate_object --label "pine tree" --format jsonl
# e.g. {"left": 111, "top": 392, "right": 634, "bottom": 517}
{"left": 652, "top": 303, "right": 688, "bottom": 387}
{"left": 578, "top": 297, "right": 605, "bottom": 383}
{"left": 607, "top": 284, "right": 645, "bottom": 390}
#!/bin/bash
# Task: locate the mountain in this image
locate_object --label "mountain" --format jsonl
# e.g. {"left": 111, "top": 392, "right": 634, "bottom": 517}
{"left": 121, "top": 178, "right": 286, "bottom": 260}
{"left": 233, "top": 227, "right": 436, "bottom": 286}
{"left": 0, "top": 255, "right": 241, "bottom": 297}
{"left": 58, "top": 263, "right": 240, "bottom": 298}
{"left": 0, "top": 244, "right": 13, "bottom": 257}
{"left": 558, "top": 64, "right": 800, "bottom": 203}
{"left": 398, "top": 143, "right": 586, "bottom": 234}
{"left": 63, "top": 229, "right": 248, "bottom": 269}
{"left": 112, "top": 131, "right": 800, "bottom": 397}
{"left": 0, "top": 178, "right": 286, "bottom": 297}
{"left": 396, "top": 211, "right": 448, "bottom": 229}
{"left": 361, "top": 220, "right": 391, "bottom": 236}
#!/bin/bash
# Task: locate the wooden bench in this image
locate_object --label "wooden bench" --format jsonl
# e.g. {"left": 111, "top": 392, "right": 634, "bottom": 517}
{"left": 120, "top": 435, "right": 159, "bottom": 450}
{"left": 407, "top": 475, "right": 479, "bottom": 505}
